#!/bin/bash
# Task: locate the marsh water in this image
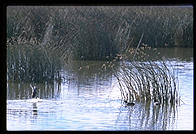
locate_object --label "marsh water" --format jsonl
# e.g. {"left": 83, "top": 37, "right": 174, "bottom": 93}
{"left": 7, "top": 48, "right": 193, "bottom": 130}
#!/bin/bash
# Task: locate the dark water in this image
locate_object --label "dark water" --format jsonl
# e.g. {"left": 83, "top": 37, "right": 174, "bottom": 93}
{"left": 7, "top": 48, "right": 193, "bottom": 130}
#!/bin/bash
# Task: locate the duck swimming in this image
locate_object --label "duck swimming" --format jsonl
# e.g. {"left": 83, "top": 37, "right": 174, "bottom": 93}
{"left": 153, "top": 100, "right": 160, "bottom": 106}
{"left": 124, "top": 100, "right": 135, "bottom": 106}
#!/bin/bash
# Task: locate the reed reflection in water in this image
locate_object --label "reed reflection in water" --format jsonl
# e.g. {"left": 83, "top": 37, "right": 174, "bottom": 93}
{"left": 7, "top": 81, "right": 61, "bottom": 100}
{"left": 115, "top": 101, "right": 177, "bottom": 130}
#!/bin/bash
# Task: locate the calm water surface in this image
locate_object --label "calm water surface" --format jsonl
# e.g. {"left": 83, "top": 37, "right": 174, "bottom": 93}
{"left": 7, "top": 48, "right": 193, "bottom": 130}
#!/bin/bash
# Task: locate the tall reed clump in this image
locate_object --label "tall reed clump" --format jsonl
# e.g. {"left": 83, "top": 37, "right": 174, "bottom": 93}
{"left": 7, "top": 34, "right": 62, "bottom": 83}
{"left": 7, "top": 7, "right": 66, "bottom": 83}
{"left": 112, "top": 44, "right": 179, "bottom": 105}
{"left": 115, "top": 60, "right": 178, "bottom": 105}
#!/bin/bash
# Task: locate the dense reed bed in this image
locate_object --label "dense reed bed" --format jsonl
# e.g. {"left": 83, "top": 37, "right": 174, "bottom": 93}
{"left": 7, "top": 6, "right": 193, "bottom": 61}
{"left": 7, "top": 37, "right": 62, "bottom": 82}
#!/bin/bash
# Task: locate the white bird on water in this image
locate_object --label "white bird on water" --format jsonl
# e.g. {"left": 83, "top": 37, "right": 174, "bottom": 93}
{"left": 29, "top": 84, "right": 42, "bottom": 103}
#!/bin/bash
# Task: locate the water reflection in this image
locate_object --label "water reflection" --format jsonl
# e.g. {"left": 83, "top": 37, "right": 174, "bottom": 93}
{"left": 60, "top": 60, "right": 119, "bottom": 98}
{"left": 7, "top": 81, "right": 61, "bottom": 100}
{"left": 32, "top": 103, "right": 38, "bottom": 116}
{"left": 116, "top": 101, "right": 178, "bottom": 130}
{"left": 133, "top": 48, "right": 193, "bottom": 62}
{"left": 157, "top": 48, "right": 193, "bottom": 61}
{"left": 62, "top": 60, "right": 118, "bottom": 85}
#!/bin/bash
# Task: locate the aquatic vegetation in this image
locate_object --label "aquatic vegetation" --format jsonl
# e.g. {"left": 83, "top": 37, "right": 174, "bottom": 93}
{"left": 7, "top": 38, "right": 62, "bottom": 83}
{"left": 115, "top": 60, "right": 179, "bottom": 105}
{"left": 111, "top": 43, "right": 180, "bottom": 105}
{"left": 7, "top": 6, "right": 193, "bottom": 61}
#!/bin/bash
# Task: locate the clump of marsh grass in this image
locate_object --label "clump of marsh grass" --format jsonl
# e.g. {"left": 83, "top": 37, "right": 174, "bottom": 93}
{"left": 112, "top": 40, "right": 179, "bottom": 106}
{"left": 115, "top": 60, "right": 179, "bottom": 105}
{"left": 7, "top": 36, "right": 62, "bottom": 83}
